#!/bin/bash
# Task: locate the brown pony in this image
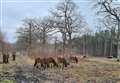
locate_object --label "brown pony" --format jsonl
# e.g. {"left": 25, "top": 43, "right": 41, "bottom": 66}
{"left": 3, "top": 53, "right": 9, "bottom": 64}
{"left": 34, "top": 57, "right": 58, "bottom": 69}
{"left": 34, "top": 58, "right": 42, "bottom": 68}
{"left": 46, "top": 57, "right": 58, "bottom": 68}
{"left": 69, "top": 56, "right": 78, "bottom": 63}
{"left": 57, "top": 57, "right": 69, "bottom": 69}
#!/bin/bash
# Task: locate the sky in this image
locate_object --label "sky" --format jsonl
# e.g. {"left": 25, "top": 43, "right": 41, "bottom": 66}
{"left": 1, "top": 0, "right": 118, "bottom": 43}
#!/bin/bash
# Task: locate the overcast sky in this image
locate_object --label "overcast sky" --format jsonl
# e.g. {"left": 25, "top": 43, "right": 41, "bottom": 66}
{"left": 0, "top": 0, "right": 113, "bottom": 43}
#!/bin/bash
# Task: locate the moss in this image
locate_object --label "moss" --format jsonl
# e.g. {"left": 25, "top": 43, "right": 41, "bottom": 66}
{"left": 1, "top": 80, "right": 14, "bottom": 83}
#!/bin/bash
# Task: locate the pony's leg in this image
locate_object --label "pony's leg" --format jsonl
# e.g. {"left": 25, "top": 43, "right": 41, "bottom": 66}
{"left": 41, "top": 64, "right": 44, "bottom": 71}
{"left": 57, "top": 64, "right": 60, "bottom": 72}
{"left": 62, "top": 64, "right": 64, "bottom": 70}
{"left": 54, "top": 63, "right": 57, "bottom": 69}
{"left": 59, "top": 63, "right": 63, "bottom": 71}
{"left": 50, "top": 63, "right": 52, "bottom": 68}
{"left": 47, "top": 64, "right": 49, "bottom": 69}
{"left": 49, "top": 63, "right": 51, "bottom": 70}
{"left": 44, "top": 64, "right": 47, "bottom": 70}
{"left": 40, "top": 64, "right": 42, "bottom": 71}
{"left": 35, "top": 63, "right": 39, "bottom": 69}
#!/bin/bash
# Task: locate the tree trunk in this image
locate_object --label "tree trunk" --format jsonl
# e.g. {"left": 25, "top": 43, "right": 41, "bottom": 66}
{"left": 63, "top": 7, "right": 67, "bottom": 57}
{"left": 110, "top": 28, "right": 114, "bottom": 57}
{"left": 42, "top": 29, "right": 46, "bottom": 56}
{"left": 83, "top": 35, "right": 86, "bottom": 56}
{"left": 110, "top": 39, "right": 112, "bottom": 57}
{"left": 28, "top": 23, "right": 32, "bottom": 56}
{"left": 54, "top": 37, "right": 57, "bottom": 56}
{"left": 117, "top": 21, "right": 120, "bottom": 60}
{"left": 104, "top": 40, "right": 107, "bottom": 57}
{"left": 62, "top": 32, "right": 67, "bottom": 56}
{"left": 68, "top": 33, "right": 72, "bottom": 56}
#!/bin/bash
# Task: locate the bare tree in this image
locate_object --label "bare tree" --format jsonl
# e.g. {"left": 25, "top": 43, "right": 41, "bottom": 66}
{"left": 0, "top": 29, "right": 11, "bottom": 63}
{"left": 16, "top": 18, "right": 36, "bottom": 56}
{"left": 54, "top": 36, "right": 58, "bottom": 56}
{"left": 102, "top": 16, "right": 117, "bottom": 57}
{"left": 93, "top": 0, "right": 120, "bottom": 59}
{"left": 82, "top": 26, "right": 92, "bottom": 56}
{"left": 0, "top": 30, "right": 5, "bottom": 54}
{"left": 34, "top": 16, "right": 55, "bottom": 54}
{"left": 51, "top": 0, "right": 83, "bottom": 56}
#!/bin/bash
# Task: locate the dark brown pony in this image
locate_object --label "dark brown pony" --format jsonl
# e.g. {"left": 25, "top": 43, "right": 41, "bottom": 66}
{"left": 107, "top": 56, "right": 113, "bottom": 59}
{"left": 69, "top": 56, "right": 78, "bottom": 63}
{"left": 57, "top": 57, "right": 69, "bottom": 69}
{"left": 3, "top": 53, "right": 9, "bottom": 64}
{"left": 34, "top": 58, "right": 49, "bottom": 69}
{"left": 46, "top": 57, "right": 58, "bottom": 68}
{"left": 83, "top": 55, "right": 87, "bottom": 58}
{"left": 3, "top": 53, "right": 6, "bottom": 63}
{"left": 34, "top": 58, "right": 42, "bottom": 68}
{"left": 34, "top": 57, "right": 58, "bottom": 69}
{"left": 12, "top": 52, "right": 16, "bottom": 61}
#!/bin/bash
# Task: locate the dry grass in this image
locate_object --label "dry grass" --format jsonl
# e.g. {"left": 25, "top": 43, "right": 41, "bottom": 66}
{"left": 0, "top": 56, "right": 120, "bottom": 82}
{"left": 63, "top": 57, "right": 120, "bottom": 82}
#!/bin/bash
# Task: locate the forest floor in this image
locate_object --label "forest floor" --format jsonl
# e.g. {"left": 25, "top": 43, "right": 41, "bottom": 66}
{"left": 0, "top": 55, "right": 120, "bottom": 83}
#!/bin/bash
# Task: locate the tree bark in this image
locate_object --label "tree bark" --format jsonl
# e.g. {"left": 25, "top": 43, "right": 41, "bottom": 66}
{"left": 117, "top": 21, "right": 120, "bottom": 60}
{"left": 110, "top": 28, "right": 114, "bottom": 57}
{"left": 68, "top": 33, "right": 72, "bottom": 56}
{"left": 63, "top": 6, "right": 67, "bottom": 57}
{"left": 104, "top": 40, "right": 107, "bottom": 57}
{"left": 110, "top": 39, "right": 113, "bottom": 57}
{"left": 27, "top": 23, "right": 32, "bottom": 56}
{"left": 62, "top": 32, "right": 67, "bottom": 56}
{"left": 54, "top": 37, "right": 57, "bottom": 56}
{"left": 43, "top": 30, "right": 46, "bottom": 49}
{"left": 83, "top": 35, "right": 86, "bottom": 56}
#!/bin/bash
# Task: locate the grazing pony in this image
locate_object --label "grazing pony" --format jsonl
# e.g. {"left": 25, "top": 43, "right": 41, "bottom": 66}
{"left": 34, "top": 58, "right": 46, "bottom": 69}
{"left": 46, "top": 57, "right": 58, "bottom": 68}
{"left": 34, "top": 57, "right": 58, "bottom": 69}
{"left": 69, "top": 56, "right": 78, "bottom": 63}
{"left": 57, "top": 57, "right": 69, "bottom": 69}
{"left": 34, "top": 58, "right": 41, "bottom": 68}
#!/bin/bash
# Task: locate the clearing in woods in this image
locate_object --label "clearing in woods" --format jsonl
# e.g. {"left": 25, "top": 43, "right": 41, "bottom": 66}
{"left": 0, "top": 56, "right": 120, "bottom": 83}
